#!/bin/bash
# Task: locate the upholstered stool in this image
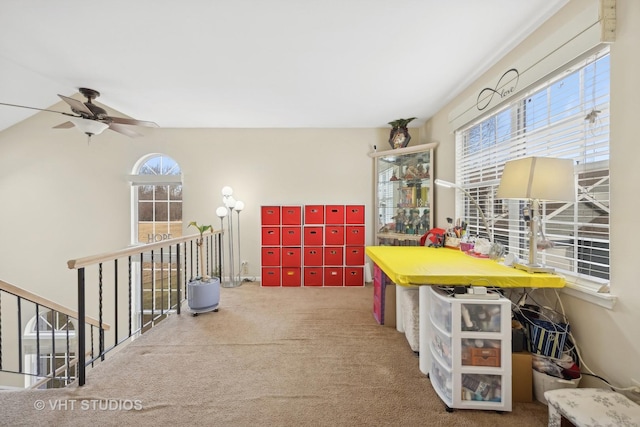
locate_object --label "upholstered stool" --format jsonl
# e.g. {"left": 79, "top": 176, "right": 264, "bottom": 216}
{"left": 544, "top": 388, "right": 640, "bottom": 427}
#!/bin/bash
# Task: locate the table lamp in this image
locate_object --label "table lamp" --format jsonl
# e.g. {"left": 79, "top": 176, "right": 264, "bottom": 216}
{"left": 496, "top": 156, "right": 575, "bottom": 273}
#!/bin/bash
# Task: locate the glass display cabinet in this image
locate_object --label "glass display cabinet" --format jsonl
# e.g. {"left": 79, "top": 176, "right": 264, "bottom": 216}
{"left": 370, "top": 143, "right": 438, "bottom": 245}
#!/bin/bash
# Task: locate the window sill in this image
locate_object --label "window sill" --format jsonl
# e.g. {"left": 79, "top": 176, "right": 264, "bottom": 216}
{"left": 562, "top": 281, "right": 617, "bottom": 310}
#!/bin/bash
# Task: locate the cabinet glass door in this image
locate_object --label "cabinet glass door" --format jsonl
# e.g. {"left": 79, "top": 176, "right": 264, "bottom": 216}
{"left": 371, "top": 144, "right": 436, "bottom": 246}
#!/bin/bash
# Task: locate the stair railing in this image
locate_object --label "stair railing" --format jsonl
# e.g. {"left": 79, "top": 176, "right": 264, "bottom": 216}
{"left": 0, "top": 279, "right": 109, "bottom": 389}
{"left": 68, "top": 230, "right": 222, "bottom": 386}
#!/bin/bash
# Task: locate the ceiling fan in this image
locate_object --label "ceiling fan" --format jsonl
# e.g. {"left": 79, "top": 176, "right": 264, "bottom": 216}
{"left": 0, "top": 87, "right": 158, "bottom": 139}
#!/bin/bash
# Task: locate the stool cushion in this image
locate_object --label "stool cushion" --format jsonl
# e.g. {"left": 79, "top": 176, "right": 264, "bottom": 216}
{"left": 544, "top": 388, "right": 640, "bottom": 427}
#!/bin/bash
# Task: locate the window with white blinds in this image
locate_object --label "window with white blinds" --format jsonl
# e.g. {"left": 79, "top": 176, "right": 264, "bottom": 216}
{"left": 455, "top": 47, "right": 610, "bottom": 285}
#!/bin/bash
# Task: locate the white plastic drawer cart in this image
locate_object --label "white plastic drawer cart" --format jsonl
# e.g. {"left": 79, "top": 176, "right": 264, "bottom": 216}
{"left": 427, "top": 286, "right": 512, "bottom": 412}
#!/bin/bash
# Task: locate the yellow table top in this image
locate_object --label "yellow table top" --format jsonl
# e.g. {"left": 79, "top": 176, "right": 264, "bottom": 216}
{"left": 365, "top": 246, "right": 565, "bottom": 288}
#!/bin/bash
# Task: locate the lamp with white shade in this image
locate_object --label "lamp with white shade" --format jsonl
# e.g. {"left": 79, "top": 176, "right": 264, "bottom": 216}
{"left": 221, "top": 186, "right": 233, "bottom": 197}
{"left": 496, "top": 156, "right": 576, "bottom": 273}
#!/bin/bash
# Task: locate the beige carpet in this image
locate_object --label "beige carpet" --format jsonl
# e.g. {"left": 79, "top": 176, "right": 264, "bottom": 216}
{"left": 0, "top": 283, "right": 548, "bottom": 426}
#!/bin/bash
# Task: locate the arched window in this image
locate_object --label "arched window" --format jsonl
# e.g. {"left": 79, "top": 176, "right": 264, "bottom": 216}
{"left": 129, "top": 154, "right": 183, "bottom": 325}
{"left": 130, "top": 154, "right": 183, "bottom": 244}
{"left": 23, "top": 311, "right": 76, "bottom": 388}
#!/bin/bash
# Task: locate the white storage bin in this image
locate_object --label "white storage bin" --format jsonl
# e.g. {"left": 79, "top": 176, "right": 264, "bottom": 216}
{"left": 402, "top": 287, "right": 420, "bottom": 352}
{"left": 532, "top": 369, "right": 581, "bottom": 405}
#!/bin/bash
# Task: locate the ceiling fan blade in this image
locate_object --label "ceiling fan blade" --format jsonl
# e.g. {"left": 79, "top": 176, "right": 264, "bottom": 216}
{"left": 0, "top": 101, "right": 67, "bottom": 115}
{"left": 108, "top": 123, "right": 143, "bottom": 138}
{"left": 53, "top": 121, "right": 75, "bottom": 129}
{"left": 58, "top": 94, "right": 94, "bottom": 117}
{"left": 108, "top": 116, "right": 159, "bottom": 128}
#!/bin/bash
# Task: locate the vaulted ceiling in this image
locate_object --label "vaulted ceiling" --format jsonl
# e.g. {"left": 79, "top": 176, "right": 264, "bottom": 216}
{"left": 0, "top": 0, "right": 567, "bottom": 132}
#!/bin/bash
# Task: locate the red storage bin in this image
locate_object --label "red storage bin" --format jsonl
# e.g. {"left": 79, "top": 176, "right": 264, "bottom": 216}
{"left": 261, "top": 267, "right": 280, "bottom": 286}
{"left": 324, "top": 267, "right": 343, "bottom": 286}
{"left": 304, "top": 226, "right": 323, "bottom": 246}
{"left": 325, "top": 205, "right": 344, "bottom": 224}
{"left": 345, "top": 225, "right": 365, "bottom": 245}
{"left": 261, "top": 227, "right": 280, "bottom": 246}
{"left": 345, "top": 205, "right": 365, "bottom": 224}
{"left": 303, "top": 247, "right": 323, "bottom": 266}
{"left": 344, "top": 267, "right": 364, "bottom": 286}
{"left": 304, "top": 205, "right": 324, "bottom": 224}
{"left": 281, "top": 206, "right": 302, "bottom": 225}
{"left": 325, "top": 225, "right": 344, "bottom": 245}
{"left": 324, "top": 247, "right": 344, "bottom": 266}
{"left": 281, "top": 227, "right": 301, "bottom": 246}
{"left": 345, "top": 246, "right": 365, "bottom": 266}
{"left": 303, "top": 267, "right": 323, "bottom": 286}
{"left": 261, "top": 247, "right": 280, "bottom": 266}
{"left": 261, "top": 206, "right": 281, "bottom": 225}
{"left": 281, "top": 247, "right": 301, "bottom": 267}
{"left": 282, "top": 267, "right": 301, "bottom": 287}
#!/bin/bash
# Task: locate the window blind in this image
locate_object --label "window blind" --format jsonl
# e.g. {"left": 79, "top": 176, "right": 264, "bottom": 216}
{"left": 455, "top": 47, "right": 610, "bottom": 283}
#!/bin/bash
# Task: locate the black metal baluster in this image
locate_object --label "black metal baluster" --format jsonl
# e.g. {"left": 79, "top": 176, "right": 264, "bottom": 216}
{"left": 150, "top": 250, "right": 155, "bottom": 324}
{"left": 160, "top": 247, "right": 165, "bottom": 316}
{"left": 77, "top": 268, "right": 86, "bottom": 386}
{"left": 65, "top": 314, "right": 71, "bottom": 385}
{"left": 128, "top": 256, "right": 132, "bottom": 337}
{"left": 168, "top": 245, "right": 173, "bottom": 310}
{"left": 139, "top": 253, "right": 144, "bottom": 330}
{"left": 17, "top": 299, "right": 23, "bottom": 374}
{"left": 190, "top": 240, "right": 194, "bottom": 280}
{"left": 206, "top": 235, "right": 210, "bottom": 277}
{"left": 35, "top": 304, "right": 40, "bottom": 377}
{"left": 195, "top": 240, "right": 199, "bottom": 278}
{"left": 183, "top": 242, "right": 188, "bottom": 297}
{"left": 114, "top": 259, "right": 119, "bottom": 349}
{"left": 99, "top": 263, "right": 104, "bottom": 361}
{"left": 176, "top": 243, "right": 182, "bottom": 314}
{"left": 50, "top": 309, "right": 56, "bottom": 384}
{"left": 217, "top": 233, "right": 223, "bottom": 280}
{"left": 90, "top": 327, "right": 94, "bottom": 366}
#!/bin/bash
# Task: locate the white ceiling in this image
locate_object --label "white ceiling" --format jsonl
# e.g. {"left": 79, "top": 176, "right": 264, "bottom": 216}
{"left": 0, "top": 0, "right": 567, "bottom": 132}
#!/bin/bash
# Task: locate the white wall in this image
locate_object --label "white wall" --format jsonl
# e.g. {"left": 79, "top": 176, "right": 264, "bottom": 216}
{"left": 0, "top": 103, "right": 423, "bottom": 305}
{"left": 426, "top": 0, "right": 640, "bottom": 392}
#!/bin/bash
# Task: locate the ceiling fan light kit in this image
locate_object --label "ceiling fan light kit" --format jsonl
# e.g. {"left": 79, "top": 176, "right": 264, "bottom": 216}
{"left": 69, "top": 117, "right": 110, "bottom": 136}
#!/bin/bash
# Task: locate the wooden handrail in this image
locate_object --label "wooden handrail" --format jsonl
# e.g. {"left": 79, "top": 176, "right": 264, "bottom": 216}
{"left": 0, "top": 279, "right": 110, "bottom": 331}
{"left": 67, "top": 230, "right": 223, "bottom": 270}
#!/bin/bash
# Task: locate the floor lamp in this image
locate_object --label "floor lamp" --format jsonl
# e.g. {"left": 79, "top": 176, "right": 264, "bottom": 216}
{"left": 221, "top": 186, "right": 245, "bottom": 287}
{"left": 215, "top": 206, "right": 228, "bottom": 283}
{"left": 221, "top": 186, "right": 237, "bottom": 287}
{"left": 496, "top": 156, "right": 575, "bottom": 273}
